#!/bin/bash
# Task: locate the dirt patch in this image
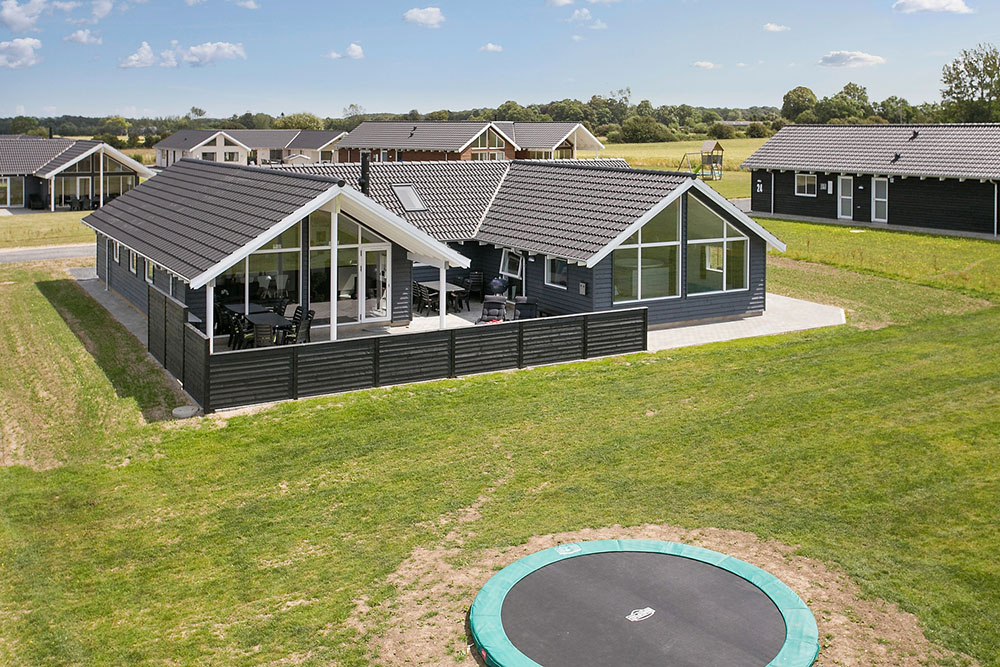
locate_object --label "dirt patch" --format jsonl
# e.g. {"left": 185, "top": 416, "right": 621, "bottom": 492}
{"left": 351, "top": 522, "right": 975, "bottom": 667}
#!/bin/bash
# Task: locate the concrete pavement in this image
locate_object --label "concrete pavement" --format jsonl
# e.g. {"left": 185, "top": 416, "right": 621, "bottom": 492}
{"left": 0, "top": 243, "right": 94, "bottom": 264}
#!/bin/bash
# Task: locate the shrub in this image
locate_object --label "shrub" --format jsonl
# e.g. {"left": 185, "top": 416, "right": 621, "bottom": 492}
{"left": 606, "top": 130, "right": 624, "bottom": 143}
{"left": 594, "top": 123, "right": 620, "bottom": 138}
{"left": 707, "top": 123, "right": 736, "bottom": 139}
{"left": 93, "top": 133, "right": 124, "bottom": 149}
{"left": 745, "top": 122, "right": 770, "bottom": 138}
{"left": 620, "top": 116, "right": 675, "bottom": 143}
{"left": 794, "top": 110, "right": 819, "bottom": 124}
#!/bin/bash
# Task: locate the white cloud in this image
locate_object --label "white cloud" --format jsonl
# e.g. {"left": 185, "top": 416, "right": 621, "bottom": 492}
{"left": 52, "top": 1, "right": 81, "bottom": 10}
{"left": 818, "top": 50, "right": 886, "bottom": 67}
{"left": 892, "top": 0, "right": 973, "bottom": 13}
{"left": 120, "top": 40, "right": 155, "bottom": 67}
{"left": 0, "top": 36, "right": 42, "bottom": 68}
{"left": 64, "top": 28, "right": 101, "bottom": 44}
{"left": 325, "top": 42, "right": 363, "bottom": 60}
{"left": 403, "top": 6, "right": 444, "bottom": 28}
{"left": 159, "top": 43, "right": 177, "bottom": 67}
{"left": 587, "top": 0, "right": 620, "bottom": 3}
{"left": 41, "top": 105, "right": 56, "bottom": 114}
{"left": 589, "top": 18, "right": 606, "bottom": 28}
{"left": 91, "top": 0, "right": 112, "bottom": 20}
{"left": 0, "top": 0, "right": 47, "bottom": 32}
{"left": 736, "top": 61, "right": 747, "bottom": 67}
{"left": 546, "top": 0, "right": 572, "bottom": 4}
{"left": 568, "top": 7, "right": 591, "bottom": 20}
{"left": 763, "top": 22, "right": 790, "bottom": 31}
{"left": 571, "top": 34, "right": 582, "bottom": 41}
{"left": 479, "top": 42, "right": 502, "bottom": 52}
{"left": 692, "top": 60, "right": 720, "bottom": 69}
{"left": 233, "top": 0, "right": 257, "bottom": 6}
{"left": 175, "top": 41, "right": 246, "bottom": 66}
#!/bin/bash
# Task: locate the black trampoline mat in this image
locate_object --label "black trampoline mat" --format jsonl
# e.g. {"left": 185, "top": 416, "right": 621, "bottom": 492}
{"left": 500, "top": 551, "right": 787, "bottom": 667}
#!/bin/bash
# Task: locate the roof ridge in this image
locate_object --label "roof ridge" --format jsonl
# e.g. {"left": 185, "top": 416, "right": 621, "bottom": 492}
{"left": 35, "top": 138, "right": 82, "bottom": 175}
{"left": 784, "top": 122, "right": 1000, "bottom": 128}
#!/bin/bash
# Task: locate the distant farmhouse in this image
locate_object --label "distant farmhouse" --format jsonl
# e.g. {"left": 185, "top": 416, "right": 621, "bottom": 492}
{"left": 337, "top": 121, "right": 604, "bottom": 162}
{"left": 0, "top": 135, "right": 153, "bottom": 211}
{"left": 743, "top": 124, "right": 1000, "bottom": 237}
{"left": 153, "top": 129, "right": 347, "bottom": 168}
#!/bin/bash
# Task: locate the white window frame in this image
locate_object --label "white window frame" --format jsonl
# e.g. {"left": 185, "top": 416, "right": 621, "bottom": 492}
{"left": 145, "top": 259, "right": 155, "bottom": 284}
{"left": 795, "top": 173, "right": 817, "bottom": 197}
{"left": 686, "top": 198, "right": 750, "bottom": 298}
{"left": 333, "top": 215, "right": 393, "bottom": 324}
{"left": 224, "top": 151, "right": 240, "bottom": 162}
{"left": 129, "top": 251, "right": 137, "bottom": 274}
{"left": 113, "top": 242, "right": 120, "bottom": 263}
{"left": 0, "top": 176, "right": 25, "bottom": 208}
{"left": 612, "top": 202, "right": 682, "bottom": 304}
{"left": 872, "top": 176, "right": 889, "bottom": 223}
{"left": 544, "top": 256, "right": 569, "bottom": 290}
{"left": 201, "top": 152, "right": 217, "bottom": 161}
{"left": 499, "top": 249, "right": 523, "bottom": 279}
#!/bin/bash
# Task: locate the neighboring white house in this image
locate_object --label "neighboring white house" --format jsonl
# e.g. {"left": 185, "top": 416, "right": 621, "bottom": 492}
{"left": 153, "top": 129, "right": 347, "bottom": 168}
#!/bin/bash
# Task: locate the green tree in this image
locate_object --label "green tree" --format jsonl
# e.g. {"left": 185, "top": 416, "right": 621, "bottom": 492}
{"left": 781, "top": 86, "right": 817, "bottom": 120}
{"left": 101, "top": 116, "right": 129, "bottom": 136}
{"left": 877, "top": 96, "right": 915, "bottom": 123}
{"left": 941, "top": 42, "right": 1000, "bottom": 122}
{"left": 425, "top": 109, "right": 449, "bottom": 121}
{"left": 619, "top": 116, "right": 674, "bottom": 143}
{"left": 634, "top": 99, "right": 655, "bottom": 118}
{"left": 707, "top": 122, "right": 735, "bottom": 139}
{"left": 10, "top": 116, "right": 39, "bottom": 134}
{"left": 795, "top": 109, "right": 820, "bottom": 124}
{"left": 342, "top": 103, "right": 366, "bottom": 118}
{"left": 273, "top": 112, "right": 324, "bottom": 130}
{"left": 545, "top": 98, "right": 588, "bottom": 122}
{"left": 189, "top": 106, "right": 206, "bottom": 118}
{"left": 251, "top": 113, "right": 272, "bottom": 129}
{"left": 745, "top": 122, "right": 770, "bottom": 138}
{"left": 495, "top": 100, "right": 542, "bottom": 121}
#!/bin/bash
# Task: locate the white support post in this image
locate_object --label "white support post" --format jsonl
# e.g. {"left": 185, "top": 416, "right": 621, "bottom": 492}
{"left": 244, "top": 256, "right": 250, "bottom": 315}
{"left": 207, "top": 278, "right": 215, "bottom": 354}
{"left": 331, "top": 197, "right": 340, "bottom": 341}
{"left": 99, "top": 146, "right": 104, "bottom": 207}
{"left": 438, "top": 263, "right": 447, "bottom": 330}
{"left": 994, "top": 182, "right": 998, "bottom": 238}
{"left": 49, "top": 177, "right": 55, "bottom": 211}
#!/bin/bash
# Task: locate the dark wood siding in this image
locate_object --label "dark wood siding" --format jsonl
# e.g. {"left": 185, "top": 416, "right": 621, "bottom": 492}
{"left": 453, "top": 326, "right": 519, "bottom": 375}
{"left": 751, "top": 170, "right": 772, "bottom": 213}
{"left": 106, "top": 247, "right": 150, "bottom": 314}
{"left": 888, "top": 176, "right": 995, "bottom": 233}
{"left": 183, "top": 325, "right": 208, "bottom": 407}
{"left": 521, "top": 316, "right": 585, "bottom": 366}
{"left": 378, "top": 331, "right": 452, "bottom": 385}
{"left": 147, "top": 286, "right": 166, "bottom": 365}
{"left": 163, "top": 297, "right": 186, "bottom": 379}
{"left": 297, "top": 339, "right": 375, "bottom": 397}
{"left": 390, "top": 242, "right": 412, "bottom": 323}
{"left": 209, "top": 347, "right": 294, "bottom": 407}
{"left": 523, "top": 255, "right": 595, "bottom": 315}
{"left": 771, "top": 170, "right": 838, "bottom": 218}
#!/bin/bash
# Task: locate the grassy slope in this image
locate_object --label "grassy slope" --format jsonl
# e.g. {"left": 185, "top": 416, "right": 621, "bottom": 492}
{"left": 0, "top": 211, "right": 93, "bottom": 249}
{"left": 601, "top": 138, "right": 767, "bottom": 171}
{"left": 1, "top": 229, "right": 999, "bottom": 664}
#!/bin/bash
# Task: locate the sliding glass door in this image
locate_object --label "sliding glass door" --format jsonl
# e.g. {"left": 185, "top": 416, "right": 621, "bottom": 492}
{"left": 0, "top": 177, "right": 24, "bottom": 207}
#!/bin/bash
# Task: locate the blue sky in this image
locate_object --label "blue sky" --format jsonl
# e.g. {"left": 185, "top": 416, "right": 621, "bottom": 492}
{"left": 0, "top": 0, "right": 991, "bottom": 118}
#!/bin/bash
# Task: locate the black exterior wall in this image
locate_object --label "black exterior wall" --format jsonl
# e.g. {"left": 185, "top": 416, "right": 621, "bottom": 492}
{"left": 753, "top": 168, "right": 998, "bottom": 235}
{"left": 96, "top": 233, "right": 151, "bottom": 314}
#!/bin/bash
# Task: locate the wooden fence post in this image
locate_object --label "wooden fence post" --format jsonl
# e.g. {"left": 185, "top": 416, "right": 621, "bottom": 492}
{"left": 373, "top": 338, "right": 381, "bottom": 387}
{"left": 582, "top": 314, "right": 590, "bottom": 359}
{"left": 517, "top": 322, "right": 524, "bottom": 368}
{"left": 449, "top": 330, "right": 457, "bottom": 378}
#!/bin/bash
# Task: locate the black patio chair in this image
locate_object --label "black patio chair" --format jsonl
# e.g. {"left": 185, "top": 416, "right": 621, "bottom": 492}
{"left": 272, "top": 297, "right": 290, "bottom": 318}
{"left": 450, "top": 277, "right": 471, "bottom": 312}
{"left": 415, "top": 283, "right": 438, "bottom": 315}
{"left": 467, "top": 271, "right": 485, "bottom": 300}
{"left": 253, "top": 323, "right": 274, "bottom": 348}
{"left": 513, "top": 295, "right": 538, "bottom": 320}
{"left": 232, "top": 316, "right": 254, "bottom": 350}
{"left": 284, "top": 310, "right": 315, "bottom": 344}
{"left": 28, "top": 193, "right": 44, "bottom": 210}
{"left": 476, "top": 295, "right": 507, "bottom": 324}
{"left": 274, "top": 304, "right": 302, "bottom": 344}
{"left": 67, "top": 196, "right": 80, "bottom": 211}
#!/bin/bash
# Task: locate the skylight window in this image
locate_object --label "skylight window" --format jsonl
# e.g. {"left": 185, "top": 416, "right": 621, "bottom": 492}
{"left": 391, "top": 184, "right": 428, "bottom": 212}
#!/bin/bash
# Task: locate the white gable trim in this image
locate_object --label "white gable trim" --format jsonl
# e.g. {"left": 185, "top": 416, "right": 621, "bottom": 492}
{"left": 543, "top": 124, "right": 605, "bottom": 152}
{"left": 458, "top": 123, "right": 522, "bottom": 153}
{"left": 40, "top": 142, "right": 155, "bottom": 179}
{"left": 315, "top": 132, "right": 348, "bottom": 151}
{"left": 584, "top": 178, "right": 785, "bottom": 268}
{"left": 190, "top": 130, "right": 251, "bottom": 152}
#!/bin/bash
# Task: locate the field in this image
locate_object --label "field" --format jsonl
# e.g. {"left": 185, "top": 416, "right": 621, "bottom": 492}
{"left": 1, "top": 224, "right": 999, "bottom": 665}
{"left": 601, "top": 138, "right": 765, "bottom": 200}
{"left": 0, "top": 211, "right": 93, "bottom": 249}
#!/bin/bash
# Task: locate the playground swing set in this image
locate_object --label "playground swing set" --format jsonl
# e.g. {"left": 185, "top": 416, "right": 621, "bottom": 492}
{"left": 678, "top": 140, "right": 724, "bottom": 180}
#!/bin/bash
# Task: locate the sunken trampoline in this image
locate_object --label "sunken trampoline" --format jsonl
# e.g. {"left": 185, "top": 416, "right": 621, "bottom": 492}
{"left": 469, "top": 540, "right": 819, "bottom": 667}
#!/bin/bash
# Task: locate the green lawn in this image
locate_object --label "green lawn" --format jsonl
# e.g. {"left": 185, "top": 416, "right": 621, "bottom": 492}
{"left": 759, "top": 217, "right": 1000, "bottom": 298}
{"left": 1, "top": 228, "right": 999, "bottom": 664}
{"left": 602, "top": 137, "right": 767, "bottom": 171}
{"left": 0, "top": 211, "right": 93, "bottom": 249}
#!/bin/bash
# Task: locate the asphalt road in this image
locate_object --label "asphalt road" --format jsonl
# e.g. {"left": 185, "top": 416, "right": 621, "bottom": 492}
{"left": 0, "top": 244, "right": 94, "bottom": 265}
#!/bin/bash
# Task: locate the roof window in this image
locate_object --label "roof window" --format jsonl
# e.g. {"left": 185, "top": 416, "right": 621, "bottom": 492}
{"left": 391, "top": 184, "right": 428, "bottom": 212}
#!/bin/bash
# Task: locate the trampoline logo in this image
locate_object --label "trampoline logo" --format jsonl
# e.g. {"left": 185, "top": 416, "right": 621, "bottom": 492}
{"left": 626, "top": 607, "right": 656, "bottom": 622}
{"left": 555, "top": 544, "right": 582, "bottom": 555}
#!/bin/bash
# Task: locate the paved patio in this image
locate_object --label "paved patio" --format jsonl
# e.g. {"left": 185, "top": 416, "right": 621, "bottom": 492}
{"left": 647, "top": 294, "right": 845, "bottom": 352}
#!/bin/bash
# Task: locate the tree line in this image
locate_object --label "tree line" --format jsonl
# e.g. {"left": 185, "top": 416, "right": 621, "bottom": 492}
{"left": 2, "top": 43, "right": 997, "bottom": 146}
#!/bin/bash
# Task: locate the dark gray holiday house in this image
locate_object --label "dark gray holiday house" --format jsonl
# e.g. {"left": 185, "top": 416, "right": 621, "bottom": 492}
{"left": 743, "top": 123, "right": 1000, "bottom": 236}
{"left": 82, "top": 157, "right": 783, "bottom": 411}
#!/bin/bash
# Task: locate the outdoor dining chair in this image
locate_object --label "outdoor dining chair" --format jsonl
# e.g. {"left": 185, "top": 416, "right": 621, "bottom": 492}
{"left": 513, "top": 295, "right": 538, "bottom": 320}
{"left": 253, "top": 323, "right": 274, "bottom": 348}
{"left": 283, "top": 310, "right": 315, "bottom": 345}
{"left": 450, "top": 277, "right": 472, "bottom": 312}
{"left": 476, "top": 295, "right": 507, "bottom": 324}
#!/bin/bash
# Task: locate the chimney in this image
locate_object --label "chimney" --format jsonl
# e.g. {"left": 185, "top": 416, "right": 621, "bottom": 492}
{"left": 48, "top": 126, "right": 53, "bottom": 139}
{"left": 359, "top": 152, "right": 370, "bottom": 195}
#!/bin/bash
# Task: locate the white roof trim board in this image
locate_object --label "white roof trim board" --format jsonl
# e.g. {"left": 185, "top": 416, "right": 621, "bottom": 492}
{"left": 457, "top": 122, "right": 522, "bottom": 153}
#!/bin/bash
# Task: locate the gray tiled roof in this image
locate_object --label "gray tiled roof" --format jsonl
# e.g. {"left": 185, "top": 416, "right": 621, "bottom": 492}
{"left": 477, "top": 162, "right": 692, "bottom": 261}
{"left": 226, "top": 129, "right": 299, "bottom": 149}
{"left": 84, "top": 160, "right": 341, "bottom": 281}
{"left": 285, "top": 130, "right": 346, "bottom": 150}
{"left": 339, "top": 122, "right": 492, "bottom": 151}
{"left": 0, "top": 136, "right": 106, "bottom": 177}
{"left": 501, "top": 122, "right": 583, "bottom": 150}
{"left": 742, "top": 123, "right": 1000, "bottom": 180}
{"left": 271, "top": 160, "right": 510, "bottom": 240}
{"left": 152, "top": 130, "right": 220, "bottom": 151}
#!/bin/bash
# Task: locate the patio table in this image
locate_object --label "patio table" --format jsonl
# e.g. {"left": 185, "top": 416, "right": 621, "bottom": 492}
{"left": 418, "top": 280, "right": 463, "bottom": 293}
{"left": 245, "top": 311, "right": 291, "bottom": 328}
{"left": 224, "top": 302, "right": 270, "bottom": 315}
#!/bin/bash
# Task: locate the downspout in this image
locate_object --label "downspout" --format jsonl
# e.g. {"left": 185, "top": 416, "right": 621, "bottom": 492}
{"left": 99, "top": 146, "right": 104, "bottom": 207}
{"left": 770, "top": 171, "right": 775, "bottom": 215}
{"left": 994, "top": 181, "right": 998, "bottom": 238}
{"left": 105, "top": 237, "right": 110, "bottom": 291}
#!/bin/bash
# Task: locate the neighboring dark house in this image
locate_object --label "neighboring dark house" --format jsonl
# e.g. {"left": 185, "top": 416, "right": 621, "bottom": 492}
{"left": 742, "top": 124, "right": 1000, "bottom": 236}
{"left": 274, "top": 159, "right": 786, "bottom": 326}
{"left": 0, "top": 135, "right": 153, "bottom": 211}
{"left": 337, "top": 121, "right": 604, "bottom": 163}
